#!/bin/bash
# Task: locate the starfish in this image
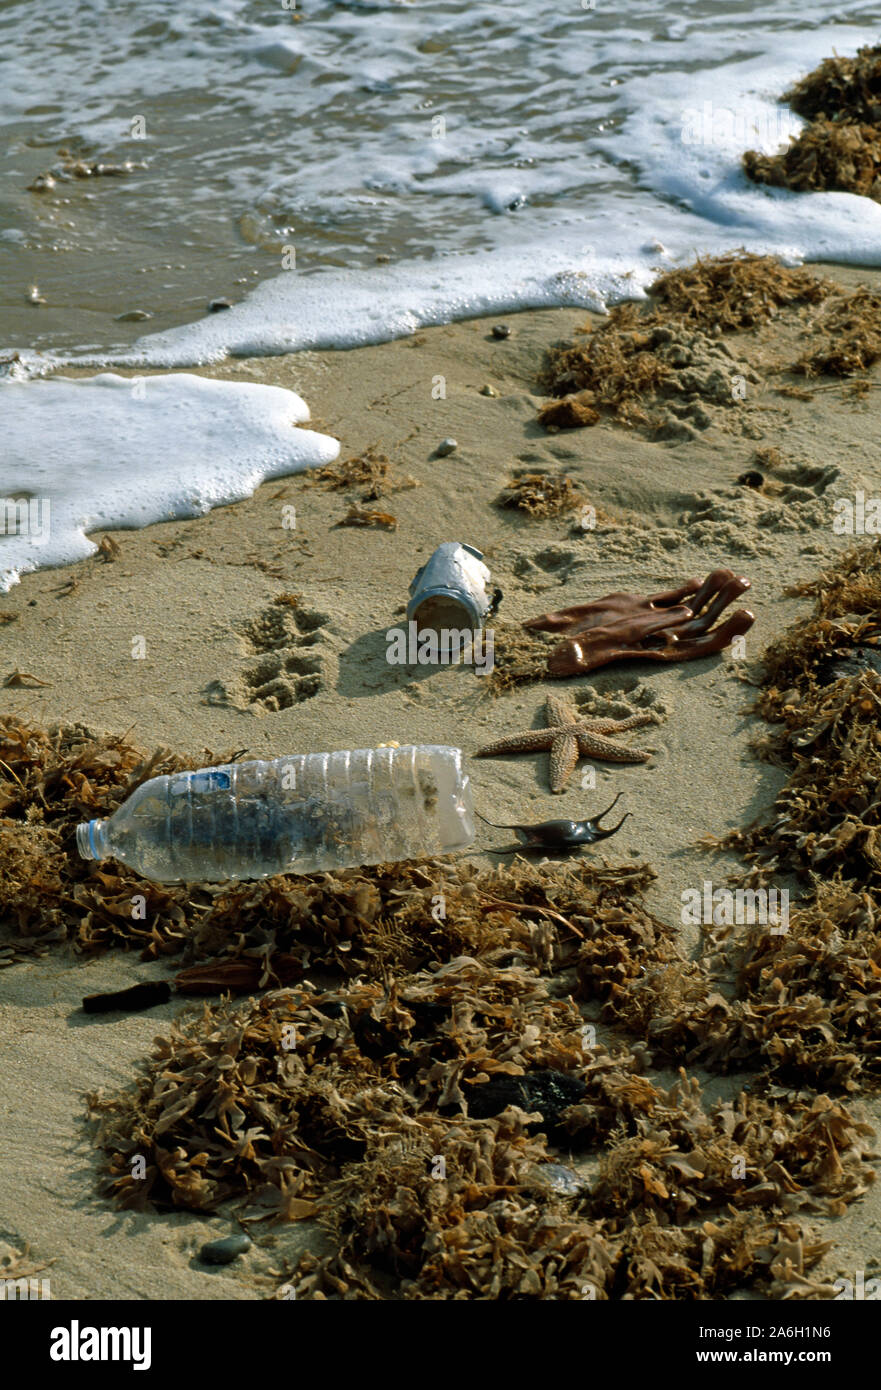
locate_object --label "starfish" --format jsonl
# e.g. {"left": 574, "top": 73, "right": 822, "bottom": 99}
{"left": 475, "top": 693, "right": 655, "bottom": 793}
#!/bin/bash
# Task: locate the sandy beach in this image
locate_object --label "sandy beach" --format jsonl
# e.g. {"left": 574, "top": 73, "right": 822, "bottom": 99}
{"left": 2, "top": 263, "right": 881, "bottom": 1300}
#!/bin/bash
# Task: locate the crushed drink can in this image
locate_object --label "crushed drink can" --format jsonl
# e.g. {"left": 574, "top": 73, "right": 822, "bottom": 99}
{"left": 407, "top": 542, "right": 493, "bottom": 631}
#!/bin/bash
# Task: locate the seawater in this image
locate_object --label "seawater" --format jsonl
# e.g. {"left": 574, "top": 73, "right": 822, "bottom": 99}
{"left": 2, "top": 0, "right": 881, "bottom": 363}
{"left": 1, "top": 0, "right": 880, "bottom": 581}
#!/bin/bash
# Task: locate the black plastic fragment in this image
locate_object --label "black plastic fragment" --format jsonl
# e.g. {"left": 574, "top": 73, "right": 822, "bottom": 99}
{"left": 817, "top": 643, "right": 881, "bottom": 685}
{"left": 465, "top": 1068, "right": 586, "bottom": 1125}
{"left": 82, "top": 981, "right": 172, "bottom": 1014}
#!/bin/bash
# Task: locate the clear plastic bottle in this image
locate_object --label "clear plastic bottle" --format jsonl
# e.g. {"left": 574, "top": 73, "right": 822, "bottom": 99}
{"left": 75, "top": 745, "right": 474, "bottom": 884}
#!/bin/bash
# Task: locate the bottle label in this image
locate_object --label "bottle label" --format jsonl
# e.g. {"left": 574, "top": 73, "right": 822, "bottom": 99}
{"left": 171, "top": 770, "right": 232, "bottom": 795}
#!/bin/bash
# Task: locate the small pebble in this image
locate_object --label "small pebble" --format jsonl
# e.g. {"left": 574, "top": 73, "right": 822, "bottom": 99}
{"left": 479, "top": 384, "right": 498, "bottom": 397}
{"left": 491, "top": 324, "right": 511, "bottom": 339}
{"left": 115, "top": 310, "right": 152, "bottom": 322}
{"left": 199, "top": 1232, "right": 251, "bottom": 1265}
{"left": 207, "top": 298, "right": 233, "bottom": 313}
{"left": 436, "top": 437, "right": 458, "bottom": 457}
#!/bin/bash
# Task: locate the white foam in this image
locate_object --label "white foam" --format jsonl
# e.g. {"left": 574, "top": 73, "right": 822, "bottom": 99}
{"left": 605, "top": 29, "right": 881, "bottom": 266}
{"left": 60, "top": 247, "right": 656, "bottom": 368}
{"left": 0, "top": 373, "right": 339, "bottom": 590}
{"left": 41, "top": 26, "right": 880, "bottom": 372}
{"left": 4, "top": 7, "right": 881, "bottom": 376}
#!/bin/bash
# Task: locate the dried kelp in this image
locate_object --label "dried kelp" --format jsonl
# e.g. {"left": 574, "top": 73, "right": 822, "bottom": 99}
{"left": 494, "top": 470, "right": 587, "bottom": 517}
{"left": 536, "top": 395, "right": 600, "bottom": 430}
{"left": 793, "top": 287, "right": 881, "bottom": 376}
{"left": 311, "top": 447, "right": 391, "bottom": 496}
{"left": 88, "top": 961, "right": 591, "bottom": 1213}
{"left": 745, "top": 123, "right": 881, "bottom": 204}
{"left": 336, "top": 506, "right": 397, "bottom": 530}
{"left": 83, "top": 788, "right": 880, "bottom": 1296}
{"left": 744, "top": 48, "right": 881, "bottom": 202}
{"left": 569, "top": 669, "right": 881, "bottom": 1084}
{"left": 0, "top": 731, "right": 650, "bottom": 977}
{"left": 580, "top": 1072, "right": 873, "bottom": 1221}
{"left": 574, "top": 860, "right": 881, "bottom": 1088}
{"left": 720, "top": 539, "right": 881, "bottom": 890}
{"left": 290, "top": 1205, "right": 830, "bottom": 1300}
{"left": 90, "top": 969, "right": 872, "bottom": 1298}
{"left": 179, "top": 855, "right": 656, "bottom": 987}
{"left": 647, "top": 255, "right": 830, "bottom": 331}
{"left": 11, "top": 682, "right": 881, "bottom": 1297}
{"left": 294, "top": 1111, "right": 616, "bottom": 1300}
{"left": 539, "top": 303, "right": 670, "bottom": 427}
{"left": 683, "top": 542, "right": 881, "bottom": 1087}
{"left": 0, "top": 719, "right": 216, "bottom": 954}
{"left": 310, "top": 447, "right": 417, "bottom": 501}
{"left": 784, "top": 46, "right": 881, "bottom": 125}
{"left": 538, "top": 256, "right": 823, "bottom": 437}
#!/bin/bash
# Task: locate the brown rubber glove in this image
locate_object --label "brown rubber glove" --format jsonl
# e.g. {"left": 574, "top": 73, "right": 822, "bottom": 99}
{"left": 523, "top": 569, "right": 755, "bottom": 676}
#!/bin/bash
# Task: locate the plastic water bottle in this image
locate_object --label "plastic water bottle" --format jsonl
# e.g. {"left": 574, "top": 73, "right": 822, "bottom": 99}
{"left": 75, "top": 745, "right": 474, "bottom": 884}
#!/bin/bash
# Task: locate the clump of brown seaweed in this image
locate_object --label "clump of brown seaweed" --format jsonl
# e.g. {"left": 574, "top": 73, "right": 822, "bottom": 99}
{"left": 744, "top": 122, "right": 881, "bottom": 203}
{"left": 721, "top": 539, "right": 881, "bottom": 888}
{"left": 744, "top": 47, "right": 881, "bottom": 203}
{"left": 494, "top": 470, "right": 588, "bottom": 517}
{"left": 793, "top": 287, "right": 881, "bottom": 377}
{"left": 0, "top": 720, "right": 230, "bottom": 956}
{"left": 647, "top": 255, "right": 830, "bottom": 331}
{"left": 88, "top": 969, "right": 873, "bottom": 1297}
{"left": 310, "top": 446, "right": 418, "bottom": 501}
{"left": 9, "top": 658, "right": 881, "bottom": 1298}
{"left": 538, "top": 255, "right": 828, "bottom": 435}
{"left": 691, "top": 541, "right": 881, "bottom": 1087}
{"left": 784, "top": 46, "right": 881, "bottom": 124}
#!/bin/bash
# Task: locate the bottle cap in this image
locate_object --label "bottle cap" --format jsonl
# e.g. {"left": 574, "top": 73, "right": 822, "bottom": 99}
{"left": 76, "top": 819, "right": 103, "bottom": 860}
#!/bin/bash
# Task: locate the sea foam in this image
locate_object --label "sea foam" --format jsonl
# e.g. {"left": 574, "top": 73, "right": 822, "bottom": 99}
{"left": 0, "top": 373, "right": 338, "bottom": 591}
{"left": 44, "top": 28, "right": 881, "bottom": 373}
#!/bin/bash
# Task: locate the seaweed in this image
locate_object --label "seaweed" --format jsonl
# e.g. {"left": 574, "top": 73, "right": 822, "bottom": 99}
{"left": 11, "top": 646, "right": 881, "bottom": 1296}
{"left": 85, "top": 832, "right": 879, "bottom": 1299}
{"left": 793, "top": 287, "right": 881, "bottom": 377}
{"left": 310, "top": 446, "right": 418, "bottom": 501}
{"left": 0, "top": 719, "right": 220, "bottom": 954}
{"left": 744, "top": 122, "right": 881, "bottom": 204}
{"left": 784, "top": 46, "right": 881, "bottom": 125}
{"left": 335, "top": 506, "right": 398, "bottom": 530}
{"left": 538, "top": 255, "right": 828, "bottom": 435}
{"left": 692, "top": 542, "right": 881, "bottom": 1087}
{"left": 743, "top": 47, "right": 881, "bottom": 203}
{"left": 88, "top": 965, "right": 873, "bottom": 1298}
{"left": 494, "top": 470, "right": 587, "bottom": 517}
{"left": 647, "top": 255, "right": 830, "bottom": 331}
